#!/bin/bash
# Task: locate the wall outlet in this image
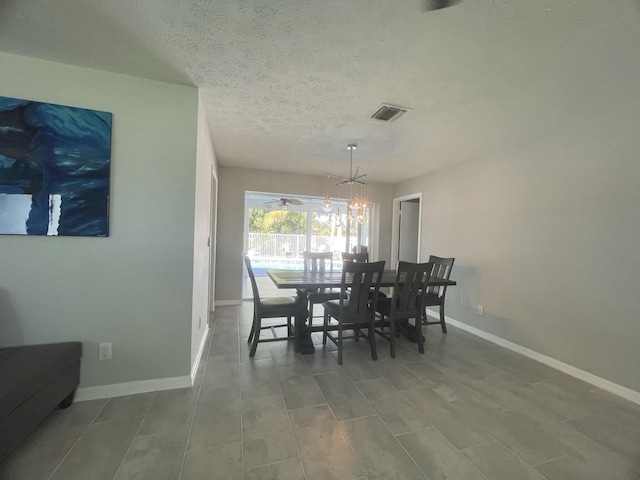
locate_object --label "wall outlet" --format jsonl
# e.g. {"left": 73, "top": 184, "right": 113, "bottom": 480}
{"left": 476, "top": 305, "right": 484, "bottom": 316}
{"left": 99, "top": 342, "right": 112, "bottom": 360}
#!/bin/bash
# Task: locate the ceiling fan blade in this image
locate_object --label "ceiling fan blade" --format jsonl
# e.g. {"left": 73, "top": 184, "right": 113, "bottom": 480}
{"left": 288, "top": 199, "right": 303, "bottom": 205}
{"left": 421, "top": 0, "right": 461, "bottom": 11}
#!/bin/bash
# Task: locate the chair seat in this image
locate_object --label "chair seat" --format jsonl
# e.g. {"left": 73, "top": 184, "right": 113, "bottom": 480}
{"left": 375, "top": 297, "right": 392, "bottom": 316}
{"left": 308, "top": 291, "right": 341, "bottom": 303}
{"left": 423, "top": 292, "right": 442, "bottom": 306}
{"left": 323, "top": 299, "right": 374, "bottom": 324}
{"left": 260, "top": 296, "right": 298, "bottom": 307}
{"left": 375, "top": 297, "right": 421, "bottom": 320}
{"left": 259, "top": 296, "right": 302, "bottom": 316}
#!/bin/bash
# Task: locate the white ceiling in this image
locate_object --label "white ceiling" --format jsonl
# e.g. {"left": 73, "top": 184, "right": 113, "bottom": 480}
{"left": 1, "top": 0, "right": 639, "bottom": 183}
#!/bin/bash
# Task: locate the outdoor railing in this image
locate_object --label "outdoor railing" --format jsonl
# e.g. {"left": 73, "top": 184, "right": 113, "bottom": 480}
{"left": 247, "top": 233, "right": 356, "bottom": 259}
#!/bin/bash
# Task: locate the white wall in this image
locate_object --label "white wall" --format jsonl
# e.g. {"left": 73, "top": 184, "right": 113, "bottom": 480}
{"left": 215, "top": 166, "right": 394, "bottom": 303}
{"left": 0, "top": 52, "right": 202, "bottom": 391}
{"left": 394, "top": 132, "right": 640, "bottom": 393}
{"left": 190, "top": 95, "right": 218, "bottom": 369}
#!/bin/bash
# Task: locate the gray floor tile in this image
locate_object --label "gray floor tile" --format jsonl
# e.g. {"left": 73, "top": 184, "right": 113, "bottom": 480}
{"left": 49, "top": 418, "right": 140, "bottom": 480}
{"left": 402, "top": 360, "right": 450, "bottom": 390}
{"left": 6, "top": 304, "right": 640, "bottom": 480}
{"left": 342, "top": 415, "right": 427, "bottom": 479}
{"left": 279, "top": 371, "right": 327, "bottom": 410}
{"left": 240, "top": 357, "right": 282, "bottom": 399}
{"left": 302, "top": 347, "right": 342, "bottom": 375}
{"left": 462, "top": 441, "right": 547, "bottom": 480}
{"left": 244, "top": 458, "right": 306, "bottom": 480}
{"left": 242, "top": 394, "right": 298, "bottom": 469}
{"left": 337, "top": 350, "right": 384, "bottom": 383}
{"left": 487, "top": 374, "right": 593, "bottom": 421}
{"left": 0, "top": 401, "right": 106, "bottom": 480}
{"left": 269, "top": 341, "right": 307, "bottom": 367}
{"left": 181, "top": 442, "right": 243, "bottom": 480}
{"left": 114, "top": 429, "right": 188, "bottom": 480}
{"left": 357, "top": 378, "right": 430, "bottom": 435}
{"left": 569, "top": 411, "right": 640, "bottom": 459}
{"left": 93, "top": 392, "right": 156, "bottom": 424}
{"left": 455, "top": 400, "right": 564, "bottom": 467}
{"left": 397, "top": 427, "right": 488, "bottom": 480}
{"left": 315, "top": 372, "right": 375, "bottom": 421}
{"left": 372, "top": 358, "right": 425, "bottom": 392}
{"left": 187, "top": 387, "right": 241, "bottom": 451}
{"left": 201, "top": 354, "right": 241, "bottom": 391}
{"left": 289, "top": 405, "right": 363, "bottom": 480}
{"left": 401, "top": 387, "right": 490, "bottom": 450}
{"left": 535, "top": 454, "right": 610, "bottom": 480}
{"left": 505, "top": 405, "right": 639, "bottom": 478}
{"left": 137, "top": 388, "right": 198, "bottom": 436}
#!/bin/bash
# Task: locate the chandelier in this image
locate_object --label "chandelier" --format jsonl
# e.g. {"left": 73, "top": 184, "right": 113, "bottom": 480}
{"left": 325, "top": 144, "right": 370, "bottom": 224}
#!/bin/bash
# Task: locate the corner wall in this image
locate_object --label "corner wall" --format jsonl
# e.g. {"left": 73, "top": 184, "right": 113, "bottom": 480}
{"left": 0, "top": 53, "right": 200, "bottom": 391}
{"left": 394, "top": 132, "right": 640, "bottom": 393}
{"left": 190, "top": 95, "right": 218, "bottom": 370}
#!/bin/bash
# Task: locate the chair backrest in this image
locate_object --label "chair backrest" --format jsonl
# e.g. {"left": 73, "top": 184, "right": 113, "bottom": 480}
{"left": 303, "top": 251, "right": 333, "bottom": 273}
{"left": 338, "top": 260, "right": 385, "bottom": 321}
{"left": 392, "top": 261, "right": 434, "bottom": 318}
{"left": 243, "top": 254, "right": 261, "bottom": 301}
{"left": 341, "top": 252, "right": 369, "bottom": 263}
{"left": 426, "top": 255, "right": 455, "bottom": 298}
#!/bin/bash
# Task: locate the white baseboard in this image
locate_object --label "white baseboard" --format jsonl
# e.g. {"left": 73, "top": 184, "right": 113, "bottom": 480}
{"left": 427, "top": 309, "right": 640, "bottom": 406}
{"left": 75, "top": 375, "right": 192, "bottom": 402}
{"left": 76, "top": 327, "right": 212, "bottom": 402}
{"left": 191, "top": 326, "right": 210, "bottom": 383}
{"left": 215, "top": 299, "right": 242, "bottom": 306}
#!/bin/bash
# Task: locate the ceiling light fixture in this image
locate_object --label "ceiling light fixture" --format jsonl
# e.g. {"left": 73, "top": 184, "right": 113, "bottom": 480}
{"left": 326, "top": 144, "right": 370, "bottom": 224}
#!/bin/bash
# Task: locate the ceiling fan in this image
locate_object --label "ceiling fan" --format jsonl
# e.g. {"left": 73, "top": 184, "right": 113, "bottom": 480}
{"left": 420, "top": 0, "right": 462, "bottom": 11}
{"left": 263, "top": 197, "right": 304, "bottom": 209}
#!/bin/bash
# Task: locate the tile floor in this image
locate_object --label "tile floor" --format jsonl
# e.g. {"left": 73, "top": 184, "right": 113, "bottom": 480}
{"left": 2, "top": 300, "right": 640, "bottom": 480}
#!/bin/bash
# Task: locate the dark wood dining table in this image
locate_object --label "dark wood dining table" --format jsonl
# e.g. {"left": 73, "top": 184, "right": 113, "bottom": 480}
{"left": 267, "top": 268, "right": 457, "bottom": 354}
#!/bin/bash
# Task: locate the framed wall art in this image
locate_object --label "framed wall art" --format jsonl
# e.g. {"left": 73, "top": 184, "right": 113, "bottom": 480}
{"left": 0, "top": 96, "right": 112, "bottom": 236}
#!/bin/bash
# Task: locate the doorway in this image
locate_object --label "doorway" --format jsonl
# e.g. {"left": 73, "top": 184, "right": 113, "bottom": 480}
{"left": 391, "top": 193, "right": 421, "bottom": 268}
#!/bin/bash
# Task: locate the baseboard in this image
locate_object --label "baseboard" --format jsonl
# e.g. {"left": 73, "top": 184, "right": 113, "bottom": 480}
{"left": 190, "top": 326, "right": 210, "bottom": 383}
{"left": 426, "top": 309, "right": 640, "bottom": 406}
{"left": 75, "top": 375, "right": 192, "bottom": 402}
{"left": 215, "top": 299, "right": 242, "bottom": 306}
{"left": 76, "top": 328, "right": 210, "bottom": 402}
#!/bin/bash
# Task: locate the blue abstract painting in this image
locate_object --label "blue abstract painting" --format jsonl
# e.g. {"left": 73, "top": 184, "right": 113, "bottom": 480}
{"left": 0, "top": 96, "right": 112, "bottom": 236}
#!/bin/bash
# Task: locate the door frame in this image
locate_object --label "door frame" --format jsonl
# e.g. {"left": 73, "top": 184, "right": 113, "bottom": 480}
{"left": 390, "top": 193, "right": 422, "bottom": 269}
{"left": 208, "top": 168, "right": 219, "bottom": 316}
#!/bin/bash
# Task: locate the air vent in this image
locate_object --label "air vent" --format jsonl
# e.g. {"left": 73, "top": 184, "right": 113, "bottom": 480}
{"left": 369, "top": 104, "right": 410, "bottom": 122}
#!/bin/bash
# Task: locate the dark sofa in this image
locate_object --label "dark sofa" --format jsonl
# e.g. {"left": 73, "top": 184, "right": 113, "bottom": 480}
{"left": 0, "top": 342, "right": 82, "bottom": 460}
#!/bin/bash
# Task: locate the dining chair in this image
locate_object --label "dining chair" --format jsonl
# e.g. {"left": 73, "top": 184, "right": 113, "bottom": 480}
{"left": 322, "top": 260, "right": 385, "bottom": 365}
{"left": 375, "top": 261, "right": 434, "bottom": 356}
{"left": 341, "top": 252, "right": 369, "bottom": 263}
{"left": 302, "top": 251, "right": 341, "bottom": 328}
{"left": 422, "top": 255, "right": 455, "bottom": 333}
{"left": 244, "top": 254, "right": 305, "bottom": 356}
{"left": 342, "top": 251, "right": 389, "bottom": 299}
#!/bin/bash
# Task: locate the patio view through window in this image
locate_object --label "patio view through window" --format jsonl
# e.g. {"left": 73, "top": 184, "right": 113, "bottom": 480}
{"left": 244, "top": 192, "right": 370, "bottom": 276}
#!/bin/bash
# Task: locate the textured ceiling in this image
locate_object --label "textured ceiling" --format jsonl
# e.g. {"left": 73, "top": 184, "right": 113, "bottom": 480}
{"left": 1, "top": 0, "right": 639, "bottom": 183}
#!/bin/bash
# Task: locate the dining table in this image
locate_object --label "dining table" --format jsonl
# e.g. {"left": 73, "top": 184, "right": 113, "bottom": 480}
{"left": 267, "top": 268, "right": 457, "bottom": 354}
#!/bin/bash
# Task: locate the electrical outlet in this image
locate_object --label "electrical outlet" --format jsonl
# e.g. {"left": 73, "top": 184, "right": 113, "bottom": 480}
{"left": 99, "top": 342, "right": 112, "bottom": 360}
{"left": 477, "top": 305, "right": 484, "bottom": 316}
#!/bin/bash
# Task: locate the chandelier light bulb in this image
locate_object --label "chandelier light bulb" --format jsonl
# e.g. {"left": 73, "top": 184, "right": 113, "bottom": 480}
{"left": 321, "top": 196, "right": 333, "bottom": 212}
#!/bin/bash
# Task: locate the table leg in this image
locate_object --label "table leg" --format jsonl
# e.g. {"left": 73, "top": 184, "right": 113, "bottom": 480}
{"left": 295, "top": 290, "right": 315, "bottom": 354}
